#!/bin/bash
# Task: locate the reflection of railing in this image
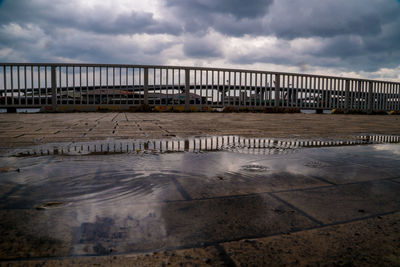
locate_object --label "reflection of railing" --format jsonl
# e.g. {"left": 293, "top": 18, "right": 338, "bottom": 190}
{"left": 1, "top": 63, "right": 399, "bottom": 112}
{"left": 9, "top": 135, "right": 400, "bottom": 157}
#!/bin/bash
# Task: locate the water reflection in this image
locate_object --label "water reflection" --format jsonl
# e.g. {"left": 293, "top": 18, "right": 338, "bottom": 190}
{"left": 0, "top": 141, "right": 400, "bottom": 259}
{"left": 7, "top": 134, "right": 400, "bottom": 157}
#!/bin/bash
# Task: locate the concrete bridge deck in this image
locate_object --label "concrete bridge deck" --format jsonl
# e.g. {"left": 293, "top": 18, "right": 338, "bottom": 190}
{"left": 1, "top": 113, "right": 400, "bottom": 149}
{"left": 1, "top": 113, "right": 400, "bottom": 266}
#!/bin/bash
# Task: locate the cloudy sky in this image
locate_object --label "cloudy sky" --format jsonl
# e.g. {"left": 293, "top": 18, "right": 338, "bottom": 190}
{"left": 0, "top": 0, "right": 399, "bottom": 80}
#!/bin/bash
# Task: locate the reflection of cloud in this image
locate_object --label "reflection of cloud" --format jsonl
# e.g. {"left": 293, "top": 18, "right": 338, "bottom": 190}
{"left": 372, "top": 144, "right": 400, "bottom": 155}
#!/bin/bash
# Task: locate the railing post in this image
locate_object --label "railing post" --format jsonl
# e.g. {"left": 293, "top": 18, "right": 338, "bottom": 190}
{"left": 275, "top": 74, "right": 280, "bottom": 108}
{"left": 367, "top": 81, "right": 373, "bottom": 114}
{"left": 143, "top": 67, "right": 149, "bottom": 105}
{"left": 51, "top": 65, "right": 57, "bottom": 111}
{"left": 1, "top": 65, "right": 5, "bottom": 97}
{"left": 345, "top": 79, "right": 350, "bottom": 113}
{"left": 397, "top": 84, "right": 400, "bottom": 111}
{"left": 222, "top": 71, "right": 225, "bottom": 106}
{"left": 185, "top": 68, "right": 190, "bottom": 111}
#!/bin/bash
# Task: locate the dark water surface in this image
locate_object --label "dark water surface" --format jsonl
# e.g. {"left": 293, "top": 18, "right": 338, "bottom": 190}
{"left": 1, "top": 139, "right": 400, "bottom": 259}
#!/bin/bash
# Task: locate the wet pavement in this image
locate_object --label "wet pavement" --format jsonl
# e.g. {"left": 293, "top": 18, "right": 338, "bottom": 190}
{"left": 1, "top": 113, "right": 400, "bottom": 150}
{"left": 1, "top": 137, "right": 400, "bottom": 264}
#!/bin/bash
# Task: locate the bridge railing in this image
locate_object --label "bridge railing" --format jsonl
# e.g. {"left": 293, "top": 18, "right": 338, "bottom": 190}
{"left": 1, "top": 63, "right": 399, "bottom": 112}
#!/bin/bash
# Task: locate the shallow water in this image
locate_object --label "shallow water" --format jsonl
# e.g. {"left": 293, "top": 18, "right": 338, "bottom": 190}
{"left": 7, "top": 134, "right": 400, "bottom": 157}
{"left": 1, "top": 140, "right": 400, "bottom": 259}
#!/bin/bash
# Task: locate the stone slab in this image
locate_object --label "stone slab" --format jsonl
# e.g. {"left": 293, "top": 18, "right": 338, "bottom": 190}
{"left": 0, "top": 193, "right": 317, "bottom": 258}
{"left": 223, "top": 211, "right": 400, "bottom": 267}
{"left": 177, "top": 171, "right": 328, "bottom": 199}
{"left": 1, "top": 113, "right": 400, "bottom": 147}
{"left": 274, "top": 180, "right": 400, "bottom": 224}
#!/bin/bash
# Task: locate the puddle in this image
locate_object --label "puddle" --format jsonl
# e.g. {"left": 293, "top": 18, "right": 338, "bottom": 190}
{"left": 5, "top": 134, "right": 400, "bottom": 158}
{"left": 0, "top": 136, "right": 400, "bottom": 259}
{"left": 303, "top": 161, "right": 329, "bottom": 168}
{"left": 35, "top": 201, "right": 66, "bottom": 210}
{"left": 0, "top": 166, "right": 20, "bottom": 172}
{"left": 241, "top": 164, "right": 270, "bottom": 172}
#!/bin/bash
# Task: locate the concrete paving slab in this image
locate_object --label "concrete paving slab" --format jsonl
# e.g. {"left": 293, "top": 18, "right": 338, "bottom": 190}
{"left": 1, "top": 113, "right": 400, "bottom": 265}
{"left": 307, "top": 164, "right": 397, "bottom": 184}
{"left": 274, "top": 180, "right": 400, "bottom": 224}
{"left": 3, "top": 210, "right": 399, "bottom": 266}
{"left": 1, "top": 113, "right": 400, "bottom": 146}
{"left": 0, "top": 209, "right": 73, "bottom": 259}
{"left": 115, "top": 130, "right": 157, "bottom": 135}
{"left": 176, "top": 171, "right": 328, "bottom": 199}
{"left": 39, "top": 137, "right": 81, "bottom": 143}
{"left": 0, "top": 183, "right": 17, "bottom": 198}
{"left": 0, "top": 190, "right": 317, "bottom": 258}
{"left": 305, "top": 146, "right": 400, "bottom": 169}
{"left": 222, "top": 211, "right": 400, "bottom": 267}
{"left": 158, "top": 193, "right": 318, "bottom": 248}
{"left": 1, "top": 246, "right": 227, "bottom": 266}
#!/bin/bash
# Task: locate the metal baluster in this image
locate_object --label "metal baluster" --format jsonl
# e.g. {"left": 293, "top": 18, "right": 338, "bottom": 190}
{"left": 79, "top": 66, "right": 82, "bottom": 105}
{"left": 17, "top": 66, "right": 21, "bottom": 105}
{"left": 24, "top": 66, "right": 27, "bottom": 106}
{"left": 45, "top": 66, "right": 48, "bottom": 105}
{"left": 10, "top": 66, "right": 14, "bottom": 106}
{"left": 86, "top": 66, "right": 89, "bottom": 105}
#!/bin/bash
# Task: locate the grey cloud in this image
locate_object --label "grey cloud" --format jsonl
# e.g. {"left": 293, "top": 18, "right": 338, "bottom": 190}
{"left": 266, "top": 0, "right": 388, "bottom": 39}
{"left": 1, "top": 0, "right": 400, "bottom": 75}
{"left": 307, "top": 16, "right": 400, "bottom": 72}
{"left": 163, "top": 0, "right": 400, "bottom": 40}
{"left": 78, "top": 11, "right": 182, "bottom": 35}
{"left": 228, "top": 36, "right": 400, "bottom": 73}
{"left": 0, "top": 24, "right": 176, "bottom": 64}
{"left": 166, "top": 0, "right": 273, "bottom": 19}
{"left": 211, "top": 15, "right": 266, "bottom": 37}
{"left": 0, "top": 0, "right": 182, "bottom": 35}
{"left": 164, "top": 0, "right": 273, "bottom": 35}
{"left": 223, "top": 0, "right": 400, "bottom": 72}
{"left": 183, "top": 36, "right": 222, "bottom": 58}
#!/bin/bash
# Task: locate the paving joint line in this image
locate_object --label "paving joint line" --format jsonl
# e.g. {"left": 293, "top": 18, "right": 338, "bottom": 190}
{"left": 170, "top": 177, "right": 192, "bottom": 201}
{"left": 111, "top": 113, "right": 119, "bottom": 121}
{"left": 0, "top": 184, "right": 23, "bottom": 202}
{"left": 308, "top": 174, "right": 337, "bottom": 185}
{"left": 214, "top": 244, "right": 237, "bottom": 267}
{"left": 268, "top": 192, "right": 324, "bottom": 226}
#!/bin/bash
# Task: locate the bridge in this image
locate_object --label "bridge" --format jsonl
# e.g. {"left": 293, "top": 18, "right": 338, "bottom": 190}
{"left": 0, "top": 63, "right": 399, "bottom": 112}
